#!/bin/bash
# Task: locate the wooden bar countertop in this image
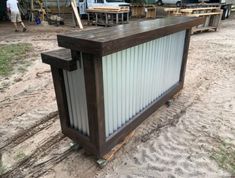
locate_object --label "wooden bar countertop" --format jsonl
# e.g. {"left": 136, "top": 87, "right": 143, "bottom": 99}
{"left": 57, "top": 16, "right": 203, "bottom": 57}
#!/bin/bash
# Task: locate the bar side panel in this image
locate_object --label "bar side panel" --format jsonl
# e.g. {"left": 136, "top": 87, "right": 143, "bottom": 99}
{"left": 63, "top": 58, "right": 90, "bottom": 136}
{"left": 102, "top": 30, "right": 186, "bottom": 137}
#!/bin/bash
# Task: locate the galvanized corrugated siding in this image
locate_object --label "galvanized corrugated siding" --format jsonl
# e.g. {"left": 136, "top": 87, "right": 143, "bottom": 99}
{"left": 63, "top": 55, "right": 90, "bottom": 136}
{"left": 103, "top": 30, "right": 186, "bottom": 137}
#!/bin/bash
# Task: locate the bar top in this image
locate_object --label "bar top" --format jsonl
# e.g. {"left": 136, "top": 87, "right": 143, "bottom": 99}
{"left": 58, "top": 16, "right": 203, "bottom": 56}
{"left": 41, "top": 49, "right": 77, "bottom": 71}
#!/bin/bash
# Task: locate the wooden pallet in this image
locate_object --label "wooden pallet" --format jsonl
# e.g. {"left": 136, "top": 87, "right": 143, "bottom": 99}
{"left": 180, "top": 7, "right": 220, "bottom": 13}
{"left": 192, "top": 26, "right": 217, "bottom": 34}
{"left": 192, "top": 10, "right": 222, "bottom": 34}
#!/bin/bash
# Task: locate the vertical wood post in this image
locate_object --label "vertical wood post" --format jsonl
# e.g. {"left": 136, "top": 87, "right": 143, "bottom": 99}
{"left": 83, "top": 53, "right": 106, "bottom": 157}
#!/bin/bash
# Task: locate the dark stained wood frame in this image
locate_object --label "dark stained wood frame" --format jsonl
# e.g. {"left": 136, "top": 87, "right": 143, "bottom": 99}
{"left": 47, "top": 28, "right": 192, "bottom": 158}
{"left": 42, "top": 49, "right": 77, "bottom": 71}
{"left": 57, "top": 17, "right": 203, "bottom": 57}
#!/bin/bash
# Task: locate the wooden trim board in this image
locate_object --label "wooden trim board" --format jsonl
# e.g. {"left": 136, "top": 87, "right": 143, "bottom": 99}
{"left": 71, "top": 0, "right": 83, "bottom": 29}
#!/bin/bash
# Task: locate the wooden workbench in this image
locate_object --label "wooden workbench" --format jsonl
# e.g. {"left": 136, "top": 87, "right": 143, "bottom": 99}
{"left": 86, "top": 8, "right": 130, "bottom": 26}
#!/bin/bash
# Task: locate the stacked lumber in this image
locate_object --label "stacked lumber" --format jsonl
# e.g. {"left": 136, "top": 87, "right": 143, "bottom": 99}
{"left": 164, "top": 7, "right": 221, "bottom": 16}
{"left": 88, "top": 6, "right": 130, "bottom": 13}
{"left": 164, "top": 7, "right": 179, "bottom": 11}
{"left": 164, "top": 7, "right": 181, "bottom": 16}
{"left": 183, "top": 3, "right": 220, "bottom": 8}
{"left": 180, "top": 7, "right": 221, "bottom": 15}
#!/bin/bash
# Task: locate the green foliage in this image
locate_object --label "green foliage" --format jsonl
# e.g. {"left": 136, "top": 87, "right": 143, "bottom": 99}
{"left": 0, "top": 43, "right": 32, "bottom": 76}
{"left": 15, "top": 151, "right": 26, "bottom": 161}
{"left": 0, "top": 164, "right": 6, "bottom": 176}
{"left": 0, "top": 154, "right": 6, "bottom": 175}
{"left": 130, "top": 0, "right": 146, "bottom": 5}
{"left": 211, "top": 141, "right": 235, "bottom": 175}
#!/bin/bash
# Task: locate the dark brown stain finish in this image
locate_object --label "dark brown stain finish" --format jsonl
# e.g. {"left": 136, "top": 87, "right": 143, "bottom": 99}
{"left": 57, "top": 17, "right": 203, "bottom": 56}
{"left": 42, "top": 17, "right": 201, "bottom": 158}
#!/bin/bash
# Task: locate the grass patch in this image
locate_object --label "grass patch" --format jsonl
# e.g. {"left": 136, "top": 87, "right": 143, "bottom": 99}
{"left": 211, "top": 141, "right": 235, "bottom": 175}
{"left": 14, "top": 151, "right": 26, "bottom": 161}
{"left": 0, "top": 164, "right": 6, "bottom": 175}
{"left": 0, "top": 154, "right": 6, "bottom": 175}
{"left": 0, "top": 43, "right": 32, "bottom": 76}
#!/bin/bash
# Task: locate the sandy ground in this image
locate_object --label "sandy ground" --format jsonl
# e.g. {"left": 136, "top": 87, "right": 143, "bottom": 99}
{"left": 0, "top": 14, "right": 235, "bottom": 178}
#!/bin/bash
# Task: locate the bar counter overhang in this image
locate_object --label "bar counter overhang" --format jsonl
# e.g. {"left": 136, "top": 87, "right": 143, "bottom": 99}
{"left": 42, "top": 16, "right": 204, "bottom": 158}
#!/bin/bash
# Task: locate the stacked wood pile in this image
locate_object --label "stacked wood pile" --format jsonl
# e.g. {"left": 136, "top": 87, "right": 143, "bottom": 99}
{"left": 131, "top": 5, "right": 157, "bottom": 18}
{"left": 164, "top": 7, "right": 222, "bottom": 34}
{"left": 164, "top": 8, "right": 181, "bottom": 16}
{"left": 130, "top": 4, "right": 145, "bottom": 17}
{"left": 145, "top": 6, "right": 157, "bottom": 18}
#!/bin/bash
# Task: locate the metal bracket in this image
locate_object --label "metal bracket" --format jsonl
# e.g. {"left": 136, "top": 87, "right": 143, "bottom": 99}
{"left": 71, "top": 50, "right": 82, "bottom": 69}
{"left": 96, "top": 159, "right": 108, "bottom": 168}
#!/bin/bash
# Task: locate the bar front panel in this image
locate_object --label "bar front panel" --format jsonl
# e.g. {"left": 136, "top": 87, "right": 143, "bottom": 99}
{"left": 102, "top": 30, "right": 186, "bottom": 137}
{"left": 63, "top": 58, "right": 90, "bottom": 136}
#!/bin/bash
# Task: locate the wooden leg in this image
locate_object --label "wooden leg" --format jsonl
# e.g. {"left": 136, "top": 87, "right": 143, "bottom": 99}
{"left": 95, "top": 13, "right": 98, "bottom": 26}
{"left": 72, "top": 13, "right": 76, "bottom": 27}
{"left": 121, "top": 13, "right": 124, "bottom": 24}
{"left": 87, "top": 13, "right": 90, "bottom": 25}
{"left": 105, "top": 13, "right": 108, "bottom": 27}
{"left": 111, "top": 14, "right": 114, "bottom": 25}
{"left": 116, "top": 13, "right": 118, "bottom": 24}
{"left": 126, "top": 13, "right": 129, "bottom": 23}
{"left": 96, "top": 131, "right": 135, "bottom": 168}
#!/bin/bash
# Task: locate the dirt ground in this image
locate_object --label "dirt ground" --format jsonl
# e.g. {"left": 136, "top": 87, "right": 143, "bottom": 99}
{"left": 0, "top": 13, "right": 235, "bottom": 178}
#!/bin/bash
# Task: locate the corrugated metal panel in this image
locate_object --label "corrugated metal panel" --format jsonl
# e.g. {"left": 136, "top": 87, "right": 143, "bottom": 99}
{"left": 63, "top": 54, "right": 90, "bottom": 136}
{"left": 103, "top": 30, "right": 186, "bottom": 137}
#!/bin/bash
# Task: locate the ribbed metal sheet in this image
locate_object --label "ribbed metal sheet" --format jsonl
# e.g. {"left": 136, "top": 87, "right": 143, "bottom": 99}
{"left": 103, "top": 30, "right": 186, "bottom": 137}
{"left": 63, "top": 55, "right": 90, "bottom": 136}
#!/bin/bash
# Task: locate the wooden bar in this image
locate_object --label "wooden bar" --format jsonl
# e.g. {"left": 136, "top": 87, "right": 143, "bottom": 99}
{"left": 57, "top": 16, "right": 203, "bottom": 56}
{"left": 42, "top": 17, "right": 203, "bottom": 158}
{"left": 41, "top": 49, "right": 76, "bottom": 71}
